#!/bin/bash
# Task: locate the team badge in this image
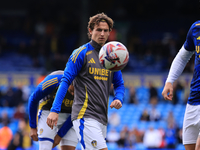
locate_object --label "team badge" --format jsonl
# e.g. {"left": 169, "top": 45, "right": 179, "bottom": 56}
{"left": 91, "top": 140, "right": 97, "bottom": 147}
{"left": 39, "top": 128, "right": 43, "bottom": 135}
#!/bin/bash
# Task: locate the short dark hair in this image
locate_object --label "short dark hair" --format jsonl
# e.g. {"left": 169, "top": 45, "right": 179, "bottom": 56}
{"left": 87, "top": 12, "right": 114, "bottom": 39}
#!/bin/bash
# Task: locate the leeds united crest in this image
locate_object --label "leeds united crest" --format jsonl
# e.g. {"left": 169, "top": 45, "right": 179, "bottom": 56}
{"left": 91, "top": 140, "right": 97, "bottom": 147}
{"left": 39, "top": 128, "right": 43, "bottom": 135}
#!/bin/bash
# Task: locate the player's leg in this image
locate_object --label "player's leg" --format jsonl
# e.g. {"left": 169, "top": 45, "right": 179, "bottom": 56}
{"left": 39, "top": 141, "right": 53, "bottom": 150}
{"left": 73, "top": 118, "right": 107, "bottom": 150}
{"left": 183, "top": 104, "right": 200, "bottom": 150}
{"left": 61, "top": 146, "right": 75, "bottom": 150}
{"left": 196, "top": 136, "right": 200, "bottom": 150}
{"left": 184, "top": 144, "right": 195, "bottom": 150}
{"left": 60, "top": 127, "right": 78, "bottom": 150}
{"left": 38, "top": 110, "right": 72, "bottom": 149}
{"left": 37, "top": 110, "right": 61, "bottom": 150}
{"left": 100, "top": 123, "right": 108, "bottom": 150}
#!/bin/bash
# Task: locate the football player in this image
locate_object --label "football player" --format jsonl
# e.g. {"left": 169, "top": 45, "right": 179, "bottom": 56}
{"left": 47, "top": 13, "right": 125, "bottom": 150}
{"left": 28, "top": 70, "right": 78, "bottom": 150}
{"left": 162, "top": 21, "right": 200, "bottom": 150}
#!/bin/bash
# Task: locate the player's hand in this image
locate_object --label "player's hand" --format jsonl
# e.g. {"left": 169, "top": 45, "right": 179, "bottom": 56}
{"left": 46, "top": 112, "right": 58, "bottom": 129}
{"left": 30, "top": 128, "right": 38, "bottom": 141}
{"left": 162, "top": 82, "right": 173, "bottom": 101}
{"left": 53, "top": 134, "right": 61, "bottom": 148}
{"left": 110, "top": 99, "right": 122, "bottom": 109}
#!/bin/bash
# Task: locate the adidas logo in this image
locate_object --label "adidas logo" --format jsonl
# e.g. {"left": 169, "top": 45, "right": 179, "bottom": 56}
{"left": 88, "top": 58, "right": 96, "bottom": 63}
{"left": 197, "top": 36, "right": 200, "bottom": 40}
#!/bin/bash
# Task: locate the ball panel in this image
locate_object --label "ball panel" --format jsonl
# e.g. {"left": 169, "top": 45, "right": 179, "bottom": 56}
{"left": 99, "top": 41, "right": 129, "bottom": 72}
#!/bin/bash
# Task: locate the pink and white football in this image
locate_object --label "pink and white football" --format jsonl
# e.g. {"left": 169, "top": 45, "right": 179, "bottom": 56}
{"left": 99, "top": 41, "right": 129, "bottom": 72}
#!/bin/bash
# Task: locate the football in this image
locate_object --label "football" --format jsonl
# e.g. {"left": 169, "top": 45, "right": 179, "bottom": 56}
{"left": 99, "top": 41, "right": 129, "bottom": 72}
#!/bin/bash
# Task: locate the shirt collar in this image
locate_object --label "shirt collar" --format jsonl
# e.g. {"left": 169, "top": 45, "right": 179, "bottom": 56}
{"left": 89, "top": 40, "right": 102, "bottom": 51}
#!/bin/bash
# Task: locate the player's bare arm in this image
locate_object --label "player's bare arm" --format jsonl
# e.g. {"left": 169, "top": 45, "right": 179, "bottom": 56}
{"left": 30, "top": 128, "right": 38, "bottom": 141}
{"left": 46, "top": 112, "right": 59, "bottom": 129}
{"left": 162, "top": 82, "right": 173, "bottom": 101}
{"left": 110, "top": 99, "right": 122, "bottom": 109}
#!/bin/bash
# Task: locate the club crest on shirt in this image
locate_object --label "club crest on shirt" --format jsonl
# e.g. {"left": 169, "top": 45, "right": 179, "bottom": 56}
{"left": 39, "top": 128, "right": 43, "bottom": 135}
{"left": 91, "top": 140, "right": 97, "bottom": 147}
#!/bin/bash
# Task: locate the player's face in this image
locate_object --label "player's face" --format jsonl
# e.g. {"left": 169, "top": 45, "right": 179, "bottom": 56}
{"left": 89, "top": 22, "right": 110, "bottom": 46}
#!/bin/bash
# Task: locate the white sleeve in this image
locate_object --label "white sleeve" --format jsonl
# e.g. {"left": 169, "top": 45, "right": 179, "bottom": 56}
{"left": 166, "top": 45, "right": 194, "bottom": 84}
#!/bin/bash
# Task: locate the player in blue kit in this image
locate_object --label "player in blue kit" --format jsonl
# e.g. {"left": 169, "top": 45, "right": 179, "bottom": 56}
{"left": 28, "top": 70, "right": 78, "bottom": 150}
{"left": 46, "top": 13, "right": 125, "bottom": 150}
{"left": 162, "top": 21, "right": 200, "bottom": 150}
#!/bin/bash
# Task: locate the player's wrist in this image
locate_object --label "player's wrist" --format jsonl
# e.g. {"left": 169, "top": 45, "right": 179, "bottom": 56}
{"left": 113, "top": 98, "right": 123, "bottom": 104}
{"left": 50, "top": 108, "right": 60, "bottom": 114}
{"left": 30, "top": 124, "right": 37, "bottom": 129}
{"left": 165, "top": 80, "right": 173, "bottom": 85}
{"left": 56, "top": 133, "right": 62, "bottom": 138}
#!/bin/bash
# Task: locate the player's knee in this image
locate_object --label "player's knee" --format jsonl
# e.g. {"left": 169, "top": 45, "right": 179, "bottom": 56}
{"left": 39, "top": 141, "right": 53, "bottom": 150}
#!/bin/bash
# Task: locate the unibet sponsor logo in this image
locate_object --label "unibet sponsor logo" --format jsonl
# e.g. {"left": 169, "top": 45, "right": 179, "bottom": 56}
{"left": 89, "top": 67, "right": 111, "bottom": 81}
{"left": 88, "top": 58, "right": 96, "bottom": 64}
{"left": 89, "top": 67, "right": 110, "bottom": 76}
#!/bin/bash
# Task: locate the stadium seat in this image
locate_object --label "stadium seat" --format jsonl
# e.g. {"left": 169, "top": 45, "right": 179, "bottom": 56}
{"left": 8, "top": 119, "right": 19, "bottom": 134}
{"left": 137, "top": 121, "right": 149, "bottom": 130}
{"left": 176, "top": 144, "right": 185, "bottom": 150}
{"left": 157, "top": 121, "right": 168, "bottom": 130}
{"left": 107, "top": 142, "right": 118, "bottom": 150}
{"left": 0, "top": 107, "right": 16, "bottom": 118}
{"left": 134, "top": 143, "right": 147, "bottom": 150}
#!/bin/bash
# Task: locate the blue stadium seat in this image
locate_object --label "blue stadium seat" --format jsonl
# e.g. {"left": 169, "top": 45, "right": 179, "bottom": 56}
{"left": 115, "top": 124, "right": 125, "bottom": 133}
{"left": 123, "top": 88, "right": 130, "bottom": 103}
{"left": 128, "top": 120, "right": 140, "bottom": 129}
{"left": 136, "top": 87, "right": 149, "bottom": 103}
{"left": 176, "top": 144, "right": 185, "bottom": 150}
{"left": 137, "top": 121, "right": 149, "bottom": 130}
{"left": 157, "top": 87, "right": 164, "bottom": 100}
{"left": 32, "top": 141, "right": 39, "bottom": 150}
{"left": 147, "top": 121, "right": 159, "bottom": 129}
{"left": 107, "top": 143, "right": 118, "bottom": 150}
{"left": 8, "top": 120, "right": 19, "bottom": 134}
{"left": 157, "top": 121, "right": 168, "bottom": 130}
{"left": 0, "top": 123, "right": 3, "bottom": 128}
{"left": 0, "top": 107, "right": 16, "bottom": 118}
{"left": 134, "top": 143, "right": 147, "bottom": 150}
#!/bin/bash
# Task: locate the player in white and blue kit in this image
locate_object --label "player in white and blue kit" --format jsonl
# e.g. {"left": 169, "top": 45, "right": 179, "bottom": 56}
{"left": 162, "top": 21, "right": 200, "bottom": 150}
{"left": 46, "top": 13, "right": 125, "bottom": 150}
{"left": 28, "top": 70, "right": 78, "bottom": 150}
